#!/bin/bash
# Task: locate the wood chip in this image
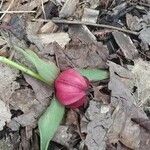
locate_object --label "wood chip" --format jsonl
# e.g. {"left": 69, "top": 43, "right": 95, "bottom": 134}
{"left": 39, "top": 21, "right": 58, "bottom": 33}
{"left": 82, "top": 8, "right": 99, "bottom": 23}
{"left": 38, "top": 32, "right": 70, "bottom": 48}
{"left": 59, "top": 0, "right": 79, "bottom": 18}
{"left": 69, "top": 25, "right": 96, "bottom": 43}
{"left": 112, "top": 31, "right": 138, "bottom": 59}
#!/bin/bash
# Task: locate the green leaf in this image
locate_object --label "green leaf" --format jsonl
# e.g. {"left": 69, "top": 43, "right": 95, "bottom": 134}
{"left": 78, "top": 68, "right": 109, "bottom": 81}
{"left": 38, "top": 98, "right": 65, "bottom": 150}
{"left": 14, "top": 46, "right": 59, "bottom": 84}
{"left": 0, "top": 56, "right": 46, "bottom": 83}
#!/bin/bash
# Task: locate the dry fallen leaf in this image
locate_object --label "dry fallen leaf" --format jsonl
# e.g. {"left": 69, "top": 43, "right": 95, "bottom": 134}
{"left": 26, "top": 21, "right": 70, "bottom": 49}
{"left": 0, "top": 63, "right": 19, "bottom": 103}
{"left": 132, "top": 59, "right": 150, "bottom": 106}
{"left": 55, "top": 39, "right": 108, "bottom": 69}
{"left": 108, "top": 61, "right": 150, "bottom": 150}
{"left": 0, "top": 100, "right": 11, "bottom": 131}
{"left": 84, "top": 101, "right": 112, "bottom": 150}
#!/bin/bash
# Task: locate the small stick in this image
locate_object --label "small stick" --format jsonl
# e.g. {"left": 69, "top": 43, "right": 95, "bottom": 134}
{"left": 32, "top": 18, "right": 139, "bottom": 35}
{"left": 0, "top": 0, "right": 4, "bottom": 9}
{"left": 0, "top": 0, "right": 15, "bottom": 20}
{"left": 41, "top": 0, "right": 46, "bottom": 19}
{"left": 0, "top": 10, "right": 36, "bottom": 14}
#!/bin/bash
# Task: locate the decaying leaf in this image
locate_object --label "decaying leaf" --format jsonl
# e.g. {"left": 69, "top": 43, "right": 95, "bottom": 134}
{"left": 24, "top": 75, "right": 52, "bottom": 102}
{"left": 10, "top": 88, "right": 36, "bottom": 112}
{"left": 0, "top": 63, "right": 19, "bottom": 103}
{"left": 0, "top": 100, "right": 11, "bottom": 131}
{"left": 113, "top": 31, "right": 138, "bottom": 59}
{"left": 107, "top": 61, "right": 150, "bottom": 150}
{"left": 52, "top": 125, "right": 74, "bottom": 148}
{"left": 84, "top": 101, "right": 112, "bottom": 150}
{"left": 59, "top": 0, "right": 79, "bottom": 18}
{"left": 82, "top": 8, "right": 99, "bottom": 23}
{"left": 26, "top": 21, "right": 70, "bottom": 49}
{"left": 55, "top": 40, "right": 108, "bottom": 70}
{"left": 131, "top": 59, "right": 150, "bottom": 106}
{"left": 69, "top": 25, "right": 97, "bottom": 43}
{"left": 38, "top": 32, "right": 70, "bottom": 48}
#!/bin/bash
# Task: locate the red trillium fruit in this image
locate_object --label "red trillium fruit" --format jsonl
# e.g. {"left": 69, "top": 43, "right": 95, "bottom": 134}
{"left": 55, "top": 69, "right": 89, "bottom": 109}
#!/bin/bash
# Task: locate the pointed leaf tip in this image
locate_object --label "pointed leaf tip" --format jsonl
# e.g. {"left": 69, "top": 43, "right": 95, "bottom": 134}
{"left": 38, "top": 98, "right": 65, "bottom": 150}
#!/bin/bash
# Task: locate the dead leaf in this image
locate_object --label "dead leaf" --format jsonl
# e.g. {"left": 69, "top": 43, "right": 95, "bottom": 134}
{"left": 10, "top": 88, "right": 36, "bottom": 112}
{"left": 66, "top": 109, "right": 78, "bottom": 126}
{"left": 139, "top": 27, "right": 150, "bottom": 45}
{"left": 0, "top": 63, "right": 19, "bottom": 103}
{"left": 38, "top": 32, "right": 70, "bottom": 48}
{"left": 9, "top": 15, "right": 26, "bottom": 40}
{"left": 55, "top": 40, "right": 108, "bottom": 69}
{"left": 39, "top": 21, "right": 58, "bottom": 33}
{"left": 0, "top": 100, "right": 11, "bottom": 131}
{"left": 52, "top": 126, "right": 74, "bottom": 148}
{"left": 126, "top": 13, "right": 142, "bottom": 31}
{"left": 69, "top": 25, "right": 96, "bottom": 43}
{"left": 82, "top": 8, "right": 99, "bottom": 23}
{"left": 87, "top": 0, "right": 100, "bottom": 9}
{"left": 8, "top": 74, "right": 53, "bottom": 131}
{"left": 131, "top": 59, "right": 150, "bottom": 106}
{"left": 93, "top": 86, "right": 110, "bottom": 104}
{"left": 107, "top": 61, "right": 150, "bottom": 150}
{"left": 59, "top": 0, "right": 79, "bottom": 18}
{"left": 24, "top": 75, "right": 52, "bottom": 103}
{"left": 26, "top": 21, "right": 70, "bottom": 49}
{"left": 85, "top": 104, "right": 112, "bottom": 150}
{"left": 112, "top": 31, "right": 138, "bottom": 59}
{"left": 17, "top": 0, "right": 49, "bottom": 11}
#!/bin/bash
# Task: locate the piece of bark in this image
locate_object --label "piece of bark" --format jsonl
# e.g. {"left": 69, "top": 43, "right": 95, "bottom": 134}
{"left": 82, "top": 8, "right": 99, "bottom": 23}
{"left": 112, "top": 31, "right": 138, "bottom": 59}
{"left": 39, "top": 21, "right": 58, "bottom": 33}
{"left": 38, "top": 32, "right": 70, "bottom": 48}
{"left": 17, "top": 0, "right": 49, "bottom": 11}
{"left": 59, "top": 0, "right": 79, "bottom": 18}
{"left": 69, "top": 25, "right": 96, "bottom": 43}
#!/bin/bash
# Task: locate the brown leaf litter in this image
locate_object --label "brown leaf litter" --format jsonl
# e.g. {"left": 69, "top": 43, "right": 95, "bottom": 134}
{"left": 0, "top": 0, "right": 150, "bottom": 149}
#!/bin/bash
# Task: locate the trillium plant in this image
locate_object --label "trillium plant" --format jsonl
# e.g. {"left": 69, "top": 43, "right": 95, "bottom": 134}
{"left": 0, "top": 46, "right": 108, "bottom": 150}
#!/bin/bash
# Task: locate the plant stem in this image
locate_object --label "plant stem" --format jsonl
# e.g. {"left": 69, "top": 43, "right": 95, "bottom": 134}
{"left": 0, "top": 56, "right": 46, "bottom": 83}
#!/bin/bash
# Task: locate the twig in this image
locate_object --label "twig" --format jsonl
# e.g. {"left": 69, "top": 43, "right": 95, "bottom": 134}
{"left": 32, "top": 18, "right": 139, "bottom": 35}
{"left": 139, "top": 2, "right": 150, "bottom": 7}
{"left": 0, "top": 0, "right": 4, "bottom": 10}
{"left": 41, "top": 0, "right": 46, "bottom": 19}
{"left": 0, "top": 0, "right": 15, "bottom": 20}
{"left": 0, "top": 56, "right": 46, "bottom": 83}
{"left": 0, "top": 10, "right": 36, "bottom": 14}
{"left": 129, "top": 2, "right": 150, "bottom": 8}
